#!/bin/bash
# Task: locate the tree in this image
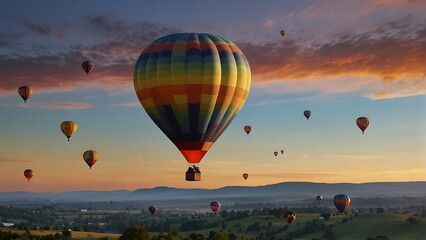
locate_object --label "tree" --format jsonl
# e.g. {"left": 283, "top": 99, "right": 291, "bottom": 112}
{"left": 322, "top": 226, "right": 336, "bottom": 240}
{"left": 406, "top": 217, "right": 420, "bottom": 224}
{"left": 376, "top": 208, "right": 385, "bottom": 214}
{"left": 119, "top": 225, "right": 150, "bottom": 240}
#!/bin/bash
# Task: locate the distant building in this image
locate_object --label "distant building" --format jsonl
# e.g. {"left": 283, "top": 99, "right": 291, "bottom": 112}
{"left": 2, "top": 223, "right": 14, "bottom": 227}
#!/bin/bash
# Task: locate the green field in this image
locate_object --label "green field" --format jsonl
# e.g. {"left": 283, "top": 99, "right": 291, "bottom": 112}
{"left": 2, "top": 213, "right": 425, "bottom": 240}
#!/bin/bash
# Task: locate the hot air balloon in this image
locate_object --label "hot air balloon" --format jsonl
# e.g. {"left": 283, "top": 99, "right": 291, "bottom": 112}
{"left": 284, "top": 210, "right": 296, "bottom": 224}
{"left": 82, "top": 61, "right": 94, "bottom": 74}
{"left": 280, "top": 149, "right": 284, "bottom": 155}
{"left": 243, "top": 172, "right": 248, "bottom": 180}
{"left": 316, "top": 195, "right": 323, "bottom": 204}
{"left": 24, "top": 169, "right": 34, "bottom": 182}
{"left": 334, "top": 194, "right": 350, "bottom": 213}
{"left": 210, "top": 201, "right": 221, "bottom": 214}
{"left": 134, "top": 33, "right": 251, "bottom": 181}
{"left": 60, "top": 121, "right": 77, "bottom": 141}
{"left": 148, "top": 205, "right": 157, "bottom": 215}
{"left": 18, "top": 86, "right": 32, "bottom": 103}
{"left": 356, "top": 117, "right": 369, "bottom": 134}
{"left": 280, "top": 30, "right": 286, "bottom": 37}
{"left": 318, "top": 216, "right": 325, "bottom": 221}
{"left": 83, "top": 150, "right": 99, "bottom": 169}
{"left": 274, "top": 151, "right": 278, "bottom": 157}
{"left": 304, "top": 110, "right": 311, "bottom": 120}
{"left": 244, "top": 125, "right": 252, "bottom": 135}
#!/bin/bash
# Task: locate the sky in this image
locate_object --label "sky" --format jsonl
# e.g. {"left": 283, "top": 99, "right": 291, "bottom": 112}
{"left": 0, "top": 0, "right": 425, "bottom": 192}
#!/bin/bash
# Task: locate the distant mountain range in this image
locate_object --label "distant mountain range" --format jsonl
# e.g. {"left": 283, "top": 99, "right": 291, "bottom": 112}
{"left": 0, "top": 182, "right": 424, "bottom": 204}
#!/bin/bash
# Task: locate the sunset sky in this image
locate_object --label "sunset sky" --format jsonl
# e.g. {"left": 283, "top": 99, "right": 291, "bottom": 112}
{"left": 0, "top": 0, "right": 425, "bottom": 192}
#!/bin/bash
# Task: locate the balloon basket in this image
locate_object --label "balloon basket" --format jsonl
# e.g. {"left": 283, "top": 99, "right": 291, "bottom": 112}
{"left": 186, "top": 171, "right": 201, "bottom": 181}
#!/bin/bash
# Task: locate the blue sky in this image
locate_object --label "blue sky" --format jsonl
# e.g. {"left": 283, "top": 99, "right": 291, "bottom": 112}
{"left": 0, "top": 0, "right": 425, "bottom": 191}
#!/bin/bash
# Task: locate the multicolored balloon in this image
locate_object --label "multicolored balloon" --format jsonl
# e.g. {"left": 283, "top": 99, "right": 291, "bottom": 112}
{"left": 304, "top": 110, "right": 311, "bottom": 120}
{"left": 24, "top": 169, "right": 34, "bottom": 182}
{"left": 148, "top": 205, "right": 157, "bottom": 215}
{"left": 356, "top": 117, "right": 370, "bottom": 134}
{"left": 284, "top": 210, "right": 296, "bottom": 224}
{"left": 60, "top": 121, "right": 78, "bottom": 141}
{"left": 18, "top": 86, "right": 32, "bottom": 103}
{"left": 82, "top": 61, "right": 94, "bottom": 74}
{"left": 83, "top": 150, "right": 99, "bottom": 169}
{"left": 244, "top": 125, "right": 252, "bottom": 135}
{"left": 316, "top": 195, "right": 323, "bottom": 204}
{"left": 334, "top": 194, "right": 350, "bottom": 213}
{"left": 210, "top": 201, "right": 221, "bottom": 214}
{"left": 243, "top": 172, "right": 248, "bottom": 180}
{"left": 134, "top": 33, "right": 251, "bottom": 178}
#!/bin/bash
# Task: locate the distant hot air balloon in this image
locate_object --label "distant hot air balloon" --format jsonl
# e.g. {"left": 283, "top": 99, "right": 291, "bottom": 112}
{"left": 210, "top": 201, "right": 221, "bottom": 214}
{"left": 274, "top": 151, "right": 278, "bottom": 157}
{"left": 304, "top": 110, "right": 311, "bottom": 120}
{"left": 356, "top": 117, "right": 370, "bottom": 134}
{"left": 148, "top": 205, "right": 157, "bottom": 215}
{"left": 280, "top": 149, "right": 284, "bottom": 155}
{"left": 134, "top": 33, "right": 251, "bottom": 181}
{"left": 244, "top": 125, "right": 252, "bottom": 135}
{"left": 334, "top": 194, "right": 350, "bottom": 213}
{"left": 82, "top": 61, "right": 94, "bottom": 74}
{"left": 284, "top": 210, "right": 296, "bottom": 224}
{"left": 316, "top": 195, "right": 323, "bottom": 204}
{"left": 60, "top": 121, "right": 78, "bottom": 141}
{"left": 243, "top": 172, "right": 248, "bottom": 180}
{"left": 18, "top": 86, "right": 32, "bottom": 103}
{"left": 83, "top": 150, "right": 99, "bottom": 169}
{"left": 280, "top": 30, "right": 286, "bottom": 37}
{"left": 318, "top": 216, "right": 325, "bottom": 221}
{"left": 24, "top": 169, "right": 34, "bottom": 182}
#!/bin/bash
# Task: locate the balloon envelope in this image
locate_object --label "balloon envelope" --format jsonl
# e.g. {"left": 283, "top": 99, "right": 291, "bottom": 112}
{"left": 304, "top": 110, "right": 311, "bottom": 120}
{"left": 83, "top": 150, "right": 99, "bottom": 169}
{"left": 210, "top": 201, "right": 221, "bottom": 213}
{"left": 316, "top": 195, "right": 323, "bottom": 203}
{"left": 243, "top": 172, "right": 248, "bottom": 180}
{"left": 60, "top": 121, "right": 77, "bottom": 141}
{"left": 284, "top": 210, "right": 296, "bottom": 224}
{"left": 244, "top": 125, "right": 252, "bottom": 135}
{"left": 134, "top": 33, "right": 251, "bottom": 165}
{"left": 356, "top": 117, "right": 370, "bottom": 134}
{"left": 334, "top": 194, "right": 350, "bottom": 213}
{"left": 18, "top": 86, "right": 32, "bottom": 103}
{"left": 82, "top": 61, "right": 94, "bottom": 74}
{"left": 148, "top": 205, "right": 157, "bottom": 215}
{"left": 280, "top": 149, "right": 284, "bottom": 154}
{"left": 274, "top": 151, "right": 278, "bottom": 157}
{"left": 280, "top": 30, "right": 286, "bottom": 36}
{"left": 24, "top": 169, "right": 34, "bottom": 182}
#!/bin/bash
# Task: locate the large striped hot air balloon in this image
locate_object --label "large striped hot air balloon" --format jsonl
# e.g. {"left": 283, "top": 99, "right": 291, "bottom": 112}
{"left": 134, "top": 33, "right": 251, "bottom": 181}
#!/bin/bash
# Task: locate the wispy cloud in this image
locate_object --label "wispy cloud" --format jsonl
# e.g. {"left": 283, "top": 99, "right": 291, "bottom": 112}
{"left": 0, "top": 157, "right": 38, "bottom": 164}
{"left": 239, "top": 15, "right": 426, "bottom": 100}
{"left": 113, "top": 101, "right": 139, "bottom": 107}
{"left": 250, "top": 172, "right": 339, "bottom": 179}
{"left": 263, "top": 19, "right": 275, "bottom": 28}
{"left": 0, "top": 101, "right": 92, "bottom": 110}
{"left": 21, "top": 20, "right": 66, "bottom": 39}
{"left": 324, "top": 154, "right": 383, "bottom": 160}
